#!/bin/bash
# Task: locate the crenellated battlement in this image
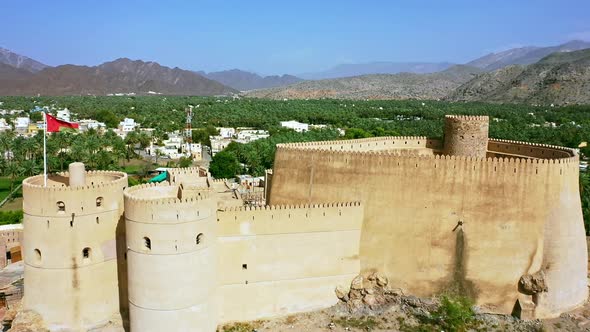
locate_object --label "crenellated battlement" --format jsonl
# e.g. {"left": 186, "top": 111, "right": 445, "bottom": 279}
{"left": 218, "top": 201, "right": 363, "bottom": 236}
{"left": 123, "top": 182, "right": 212, "bottom": 204}
{"left": 22, "top": 170, "right": 127, "bottom": 192}
{"left": 278, "top": 136, "right": 430, "bottom": 149}
{"left": 222, "top": 201, "right": 361, "bottom": 212}
{"left": 275, "top": 136, "right": 578, "bottom": 165}
{"left": 22, "top": 170, "right": 128, "bottom": 217}
{"left": 167, "top": 166, "right": 208, "bottom": 176}
{"left": 444, "top": 114, "right": 489, "bottom": 121}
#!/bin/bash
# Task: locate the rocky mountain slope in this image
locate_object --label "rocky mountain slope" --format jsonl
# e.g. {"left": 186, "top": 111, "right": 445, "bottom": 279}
{"left": 246, "top": 65, "right": 482, "bottom": 100}
{"left": 300, "top": 62, "right": 454, "bottom": 80}
{"left": 448, "top": 48, "right": 590, "bottom": 105}
{"left": 200, "top": 69, "right": 303, "bottom": 90}
{"left": 0, "top": 47, "right": 48, "bottom": 73}
{"left": 0, "top": 58, "right": 236, "bottom": 96}
{"left": 466, "top": 40, "right": 590, "bottom": 71}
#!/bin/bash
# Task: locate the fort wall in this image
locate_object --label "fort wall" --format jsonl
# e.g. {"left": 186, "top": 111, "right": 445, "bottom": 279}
{"left": 124, "top": 183, "right": 217, "bottom": 332}
{"left": 216, "top": 203, "right": 363, "bottom": 323}
{"left": 22, "top": 170, "right": 128, "bottom": 331}
{"left": 268, "top": 141, "right": 587, "bottom": 317}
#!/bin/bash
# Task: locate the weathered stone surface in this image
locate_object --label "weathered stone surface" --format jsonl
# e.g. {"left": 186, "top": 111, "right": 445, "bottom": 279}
{"left": 363, "top": 294, "right": 377, "bottom": 306}
{"left": 376, "top": 273, "right": 388, "bottom": 287}
{"left": 335, "top": 285, "right": 348, "bottom": 300}
{"left": 350, "top": 275, "right": 363, "bottom": 290}
{"left": 6, "top": 310, "right": 49, "bottom": 332}
{"left": 519, "top": 271, "right": 548, "bottom": 295}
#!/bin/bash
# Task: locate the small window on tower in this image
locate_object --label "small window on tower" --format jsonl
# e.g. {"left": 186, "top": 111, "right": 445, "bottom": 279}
{"left": 82, "top": 247, "right": 91, "bottom": 261}
{"left": 57, "top": 201, "right": 65, "bottom": 212}
{"left": 34, "top": 249, "right": 42, "bottom": 263}
{"left": 143, "top": 237, "right": 151, "bottom": 250}
{"left": 196, "top": 233, "right": 204, "bottom": 245}
{"left": 96, "top": 197, "right": 103, "bottom": 207}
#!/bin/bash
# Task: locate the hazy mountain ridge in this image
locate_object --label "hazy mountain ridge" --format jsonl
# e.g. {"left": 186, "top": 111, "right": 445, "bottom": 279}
{"left": 0, "top": 47, "right": 48, "bottom": 73}
{"left": 200, "top": 69, "right": 303, "bottom": 90}
{"left": 300, "top": 62, "right": 454, "bottom": 80}
{"left": 246, "top": 65, "right": 482, "bottom": 100}
{"left": 448, "top": 49, "right": 590, "bottom": 104}
{"left": 466, "top": 40, "right": 590, "bottom": 71}
{"left": 0, "top": 58, "right": 237, "bottom": 96}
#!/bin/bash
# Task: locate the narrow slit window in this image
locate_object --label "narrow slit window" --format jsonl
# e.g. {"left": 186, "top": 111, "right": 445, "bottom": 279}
{"left": 34, "top": 249, "right": 41, "bottom": 263}
{"left": 144, "top": 237, "right": 151, "bottom": 250}
{"left": 82, "top": 247, "right": 91, "bottom": 260}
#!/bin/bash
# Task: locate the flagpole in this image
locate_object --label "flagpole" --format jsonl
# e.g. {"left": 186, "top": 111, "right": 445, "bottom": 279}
{"left": 43, "top": 112, "right": 47, "bottom": 187}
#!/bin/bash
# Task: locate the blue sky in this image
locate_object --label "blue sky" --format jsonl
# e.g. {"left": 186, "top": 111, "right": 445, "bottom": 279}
{"left": 1, "top": 0, "right": 589, "bottom": 75}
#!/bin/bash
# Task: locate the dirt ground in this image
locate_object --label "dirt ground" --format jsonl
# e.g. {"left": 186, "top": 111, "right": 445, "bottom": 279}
{"left": 218, "top": 272, "right": 590, "bottom": 332}
{"left": 0, "top": 198, "right": 22, "bottom": 211}
{"left": 219, "top": 297, "right": 590, "bottom": 332}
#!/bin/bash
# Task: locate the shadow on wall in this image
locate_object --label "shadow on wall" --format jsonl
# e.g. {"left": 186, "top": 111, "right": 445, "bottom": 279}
{"left": 116, "top": 216, "right": 129, "bottom": 331}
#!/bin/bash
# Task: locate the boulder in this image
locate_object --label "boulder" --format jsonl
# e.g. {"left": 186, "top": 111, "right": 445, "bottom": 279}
{"left": 518, "top": 271, "right": 548, "bottom": 295}
{"left": 350, "top": 275, "right": 363, "bottom": 290}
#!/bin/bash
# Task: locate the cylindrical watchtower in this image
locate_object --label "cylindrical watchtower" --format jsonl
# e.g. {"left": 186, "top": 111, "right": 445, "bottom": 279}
{"left": 22, "top": 163, "right": 128, "bottom": 330}
{"left": 124, "top": 183, "right": 217, "bottom": 332}
{"left": 443, "top": 115, "right": 489, "bottom": 158}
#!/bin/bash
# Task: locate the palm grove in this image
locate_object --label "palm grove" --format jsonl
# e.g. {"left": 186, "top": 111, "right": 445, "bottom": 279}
{"left": 0, "top": 96, "right": 588, "bottom": 233}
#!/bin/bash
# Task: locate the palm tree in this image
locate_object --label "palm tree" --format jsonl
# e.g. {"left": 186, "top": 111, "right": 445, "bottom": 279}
{"left": 4, "top": 161, "right": 22, "bottom": 195}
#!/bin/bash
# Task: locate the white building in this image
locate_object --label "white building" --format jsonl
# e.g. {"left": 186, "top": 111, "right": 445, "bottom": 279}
{"left": 78, "top": 119, "right": 107, "bottom": 132}
{"left": 56, "top": 108, "right": 71, "bottom": 122}
{"left": 236, "top": 129, "right": 269, "bottom": 143}
{"left": 236, "top": 174, "right": 264, "bottom": 188}
{"left": 210, "top": 136, "right": 233, "bottom": 156}
{"left": 151, "top": 133, "right": 202, "bottom": 160}
{"left": 118, "top": 118, "right": 139, "bottom": 133}
{"left": 13, "top": 117, "right": 30, "bottom": 133}
{"left": 280, "top": 120, "right": 309, "bottom": 133}
{"left": 0, "top": 118, "right": 12, "bottom": 131}
{"left": 218, "top": 127, "right": 236, "bottom": 139}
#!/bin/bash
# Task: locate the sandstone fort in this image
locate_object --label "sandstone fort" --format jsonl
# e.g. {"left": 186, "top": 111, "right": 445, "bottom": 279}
{"left": 20, "top": 115, "right": 587, "bottom": 331}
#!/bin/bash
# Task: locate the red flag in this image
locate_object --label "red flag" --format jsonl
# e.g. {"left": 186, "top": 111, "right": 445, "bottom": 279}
{"left": 45, "top": 113, "right": 79, "bottom": 132}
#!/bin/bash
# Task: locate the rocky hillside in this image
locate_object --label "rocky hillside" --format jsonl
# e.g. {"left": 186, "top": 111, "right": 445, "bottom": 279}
{"left": 246, "top": 65, "right": 482, "bottom": 100}
{"left": 0, "top": 58, "right": 236, "bottom": 96}
{"left": 466, "top": 40, "right": 590, "bottom": 71}
{"left": 201, "top": 69, "right": 303, "bottom": 91}
{"left": 448, "top": 49, "right": 590, "bottom": 105}
{"left": 0, "top": 47, "right": 48, "bottom": 73}
{"left": 300, "top": 62, "right": 454, "bottom": 80}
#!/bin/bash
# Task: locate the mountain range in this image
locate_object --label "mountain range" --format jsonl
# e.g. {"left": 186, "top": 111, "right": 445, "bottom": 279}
{"left": 197, "top": 69, "right": 303, "bottom": 91}
{"left": 466, "top": 40, "right": 590, "bottom": 71}
{"left": 0, "top": 40, "right": 589, "bottom": 103}
{"left": 448, "top": 48, "right": 590, "bottom": 105}
{"left": 0, "top": 58, "right": 236, "bottom": 96}
{"left": 247, "top": 65, "right": 483, "bottom": 100}
{"left": 299, "top": 62, "right": 454, "bottom": 80}
{"left": 0, "top": 47, "right": 48, "bottom": 73}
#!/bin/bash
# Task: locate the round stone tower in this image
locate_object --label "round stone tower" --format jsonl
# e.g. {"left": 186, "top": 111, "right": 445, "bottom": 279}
{"left": 22, "top": 163, "right": 128, "bottom": 330}
{"left": 443, "top": 115, "right": 489, "bottom": 158}
{"left": 124, "top": 183, "right": 217, "bottom": 332}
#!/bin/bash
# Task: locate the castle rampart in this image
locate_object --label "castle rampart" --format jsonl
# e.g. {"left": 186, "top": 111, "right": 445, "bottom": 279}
{"left": 268, "top": 116, "right": 586, "bottom": 318}
{"left": 19, "top": 115, "right": 588, "bottom": 330}
{"left": 22, "top": 168, "right": 127, "bottom": 331}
